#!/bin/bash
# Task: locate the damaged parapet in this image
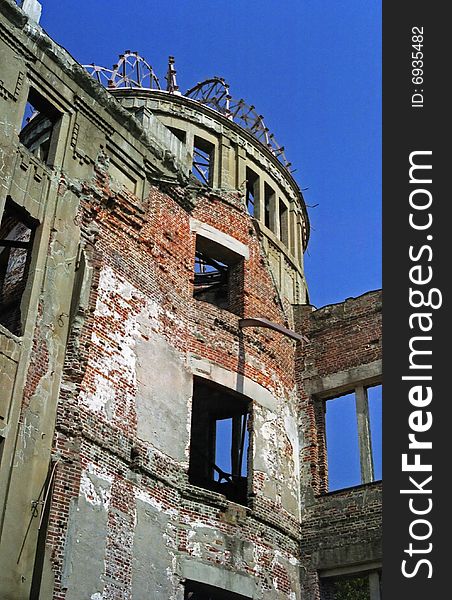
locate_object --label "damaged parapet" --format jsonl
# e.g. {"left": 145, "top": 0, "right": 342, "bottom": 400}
{"left": 83, "top": 52, "right": 292, "bottom": 170}
{"left": 20, "top": 0, "right": 41, "bottom": 23}
{"left": 84, "top": 52, "right": 310, "bottom": 305}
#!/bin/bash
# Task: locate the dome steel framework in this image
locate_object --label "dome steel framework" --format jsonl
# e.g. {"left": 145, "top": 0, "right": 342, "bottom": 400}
{"left": 83, "top": 53, "right": 291, "bottom": 169}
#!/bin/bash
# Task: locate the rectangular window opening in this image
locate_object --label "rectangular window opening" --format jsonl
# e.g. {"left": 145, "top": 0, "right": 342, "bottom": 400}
{"left": 185, "top": 580, "right": 251, "bottom": 599}
{"left": 193, "top": 235, "right": 244, "bottom": 315}
{"left": 324, "top": 384, "right": 382, "bottom": 492}
{"left": 189, "top": 378, "right": 250, "bottom": 506}
{"left": 264, "top": 183, "right": 275, "bottom": 231}
{"left": 168, "top": 126, "right": 187, "bottom": 143}
{"left": 321, "top": 573, "right": 375, "bottom": 600}
{"left": 325, "top": 392, "right": 361, "bottom": 492}
{"left": 297, "top": 221, "right": 303, "bottom": 258}
{"left": 279, "top": 199, "right": 289, "bottom": 246}
{"left": 0, "top": 437, "right": 5, "bottom": 469}
{"left": 0, "top": 199, "right": 38, "bottom": 336}
{"left": 19, "top": 89, "right": 60, "bottom": 165}
{"left": 192, "top": 136, "right": 214, "bottom": 186}
{"left": 245, "top": 167, "right": 258, "bottom": 217}
{"left": 367, "top": 384, "right": 382, "bottom": 481}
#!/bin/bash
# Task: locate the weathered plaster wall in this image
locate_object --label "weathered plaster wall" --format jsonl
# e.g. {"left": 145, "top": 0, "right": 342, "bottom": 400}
{"left": 46, "top": 164, "right": 302, "bottom": 598}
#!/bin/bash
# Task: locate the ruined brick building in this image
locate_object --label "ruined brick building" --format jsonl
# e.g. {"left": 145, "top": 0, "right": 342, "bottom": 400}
{"left": 0, "top": 1, "right": 382, "bottom": 598}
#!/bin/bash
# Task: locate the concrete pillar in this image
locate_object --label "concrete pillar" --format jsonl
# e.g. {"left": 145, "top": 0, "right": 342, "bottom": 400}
{"left": 186, "top": 130, "right": 195, "bottom": 178}
{"left": 236, "top": 146, "right": 247, "bottom": 198}
{"left": 355, "top": 386, "right": 374, "bottom": 484}
{"left": 219, "top": 135, "right": 232, "bottom": 188}
{"left": 273, "top": 195, "right": 280, "bottom": 238}
{"left": 297, "top": 215, "right": 304, "bottom": 263}
{"left": 369, "top": 572, "right": 381, "bottom": 600}
{"left": 255, "top": 176, "right": 265, "bottom": 224}
{"left": 289, "top": 209, "right": 297, "bottom": 257}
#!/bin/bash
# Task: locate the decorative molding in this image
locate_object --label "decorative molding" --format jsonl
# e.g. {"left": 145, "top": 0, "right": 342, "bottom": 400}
{"left": 0, "top": 70, "right": 24, "bottom": 101}
{"left": 0, "top": 22, "right": 35, "bottom": 62}
{"left": 74, "top": 95, "right": 114, "bottom": 137}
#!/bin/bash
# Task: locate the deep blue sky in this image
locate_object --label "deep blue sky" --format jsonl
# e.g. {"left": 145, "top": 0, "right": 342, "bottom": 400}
{"left": 39, "top": 0, "right": 381, "bottom": 308}
{"left": 327, "top": 386, "right": 382, "bottom": 491}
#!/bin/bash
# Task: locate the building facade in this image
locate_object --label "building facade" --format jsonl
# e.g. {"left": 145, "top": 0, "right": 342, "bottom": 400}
{"left": 0, "top": 1, "right": 382, "bottom": 598}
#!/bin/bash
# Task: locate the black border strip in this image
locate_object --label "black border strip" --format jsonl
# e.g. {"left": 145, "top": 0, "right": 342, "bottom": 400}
{"left": 383, "top": 3, "right": 448, "bottom": 596}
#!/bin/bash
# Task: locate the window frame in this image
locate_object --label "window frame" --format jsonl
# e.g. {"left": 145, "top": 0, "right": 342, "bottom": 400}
{"left": 318, "top": 382, "right": 382, "bottom": 493}
{"left": 188, "top": 377, "right": 251, "bottom": 506}
{"left": 0, "top": 198, "right": 39, "bottom": 336}
{"left": 319, "top": 568, "right": 382, "bottom": 600}
{"left": 192, "top": 136, "right": 215, "bottom": 186}
{"left": 245, "top": 167, "right": 259, "bottom": 217}
{"left": 192, "top": 233, "right": 245, "bottom": 316}
{"left": 19, "top": 87, "right": 62, "bottom": 167}
{"left": 185, "top": 579, "right": 252, "bottom": 600}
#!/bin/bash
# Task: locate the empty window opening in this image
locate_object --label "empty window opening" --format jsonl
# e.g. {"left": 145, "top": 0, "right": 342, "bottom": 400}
{"left": 326, "top": 392, "right": 361, "bottom": 491}
{"left": 189, "top": 378, "right": 250, "bottom": 505}
{"left": 215, "top": 415, "right": 249, "bottom": 482}
{"left": 279, "top": 199, "right": 289, "bottom": 246}
{"left": 321, "top": 575, "right": 369, "bottom": 600}
{"left": 192, "top": 136, "right": 214, "bottom": 185}
{"left": 368, "top": 384, "right": 382, "bottom": 480}
{"left": 193, "top": 236, "right": 244, "bottom": 315}
{"left": 185, "top": 580, "right": 251, "bottom": 600}
{"left": 168, "top": 126, "right": 186, "bottom": 143}
{"left": 264, "top": 183, "right": 275, "bottom": 231}
{"left": 320, "top": 571, "right": 381, "bottom": 600}
{"left": 325, "top": 384, "right": 382, "bottom": 492}
{"left": 194, "top": 252, "right": 228, "bottom": 308}
{"left": 245, "top": 167, "right": 258, "bottom": 217}
{"left": 0, "top": 200, "right": 37, "bottom": 336}
{"left": 297, "top": 221, "right": 303, "bottom": 259}
{"left": 19, "top": 89, "right": 60, "bottom": 164}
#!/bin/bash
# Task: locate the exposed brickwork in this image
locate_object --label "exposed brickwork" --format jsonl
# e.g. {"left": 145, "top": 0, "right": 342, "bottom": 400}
{"left": 294, "top": 293, "right": 382, "bottom": 599}
{"left": 0, "top": 4, "right": 381, "bottom": 598}
{"left": 42, "top": 167, "right": 303, "bottom": 599}
{"left": 296, "top": 292, "right": 382, "bottom": 379}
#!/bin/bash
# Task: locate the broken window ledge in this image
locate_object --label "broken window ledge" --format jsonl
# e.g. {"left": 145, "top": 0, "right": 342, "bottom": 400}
{"left": 18, "top": 143, "right": 54, "bottom": 171}
{"left": 0, "top": 324, "right": 23, "bottom": 343}
{"left": 183, "top": 481, "right": 250, "bottom": 510}
{"left": 192, "top": 297, "right": 242, "bottom": 318}
{"left": 318, "top": 479, "right": 382, "bottom": 498}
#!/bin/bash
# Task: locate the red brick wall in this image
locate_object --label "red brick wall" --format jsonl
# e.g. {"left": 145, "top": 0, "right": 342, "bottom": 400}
{"left": 295, "top": 291, "right": 382, "bottom": 495}
{"left": 296, "top": 292, "right": 382, "bottom": 379}
{"left": 294, "top": 293, "right": 382, "bottom": 600}
{"left": 45, "top": 169, "right": 303, "bottom": 599}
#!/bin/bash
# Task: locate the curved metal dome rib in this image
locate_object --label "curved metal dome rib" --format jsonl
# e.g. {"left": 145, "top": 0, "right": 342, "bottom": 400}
{"left": 185, "top": 77, "right": 231, "bottom": 114}
{"left": 185, "top": 78, "right": 290, "bottom": 168}
{"left": 83, "top": 53, "right": 290, "bottom": 168}
{"left": 83, "top": 51, "right": 160, "bottom": 90}
{"left": 83, "top": 64, "right": 114, "bottom": 87}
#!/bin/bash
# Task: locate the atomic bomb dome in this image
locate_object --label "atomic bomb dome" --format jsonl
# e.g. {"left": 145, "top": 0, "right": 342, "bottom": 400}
{"left": 0, "top": 2, "right": 381, "bottom": 599}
